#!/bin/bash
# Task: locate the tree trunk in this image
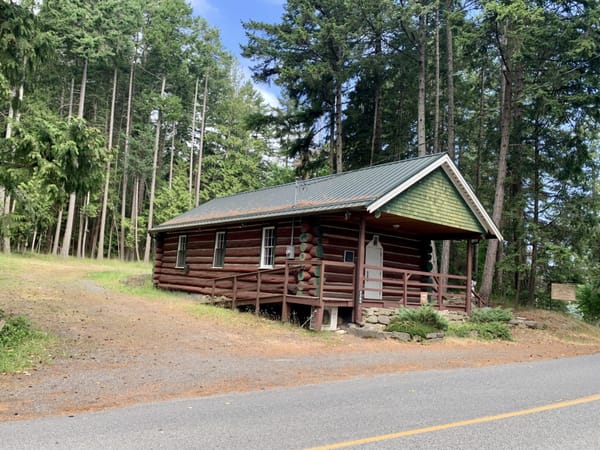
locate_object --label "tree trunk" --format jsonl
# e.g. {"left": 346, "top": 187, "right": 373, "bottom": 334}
{"left": 132, "top": 177, "right": 141, "bottom": 262}
{"left": 433, "top": 2, "right": 440, "bottom": 154}
{"left": 68, "top": 77, "right": 75, "bottom": 119}
{"left": 335, "top": 81, "right": 343, "bottom": 173}
{"left": 80, "top": 192, "right": 90, "bottom": 257}
{"left": 76, "top": 197, "right": 84, "bottom": 257}
{"left": 440, "top": 0, "right": 456, "bottom": 280}
{"left": 329, "top": 111, "right": 335, "bottom": 174}
{"left": 120, "top": 60, "right": 135, "bottom": 260}
{"left": 52, "top": 207, "right": 63, "bottom": 255}
{"left": 480, "top": 46, "right": 511, "bottom": 301}
{"left": 2, "top": 194, "right": 11, "bottom": 253}
{"left": 476, "top": 66, "right": 485, "bottom": 194}
{"left": 369, "top": 34, "right": 383, "bottom": 166}
{"left": 168, "top": 125, "right": 175, "bottom": 189}
{"left": 194, "top": 74, "right": 209, "bottom": 207}
{"left": 98, "top": 66, "right": 118, "bottom": 260}
{"left": 62, "top": 58, "right": 88, "bottom": 257}
{"left": 527, "top": 126, "right": 541, "bottom": 305}
{"left": 445, "top": 0, "right": 455, "bottom": 161}
{"left": 2, "top": 73, "right": 25, "bottom": 254}
{"left": 417, "top": 8, "right": 427, "bottom": 157}
{"left": 60, "top": 192, "right": 77, "bottom": 257}
{"left": 188, "top": 77, "right": 199, "bottom": 197}
{"left": 144, "top": 75, "right": 166, "bottom": 263}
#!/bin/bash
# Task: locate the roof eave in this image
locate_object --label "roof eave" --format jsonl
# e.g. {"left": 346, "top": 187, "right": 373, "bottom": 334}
{"left": 150, "top": 201, "right": 371, "bottom": 234}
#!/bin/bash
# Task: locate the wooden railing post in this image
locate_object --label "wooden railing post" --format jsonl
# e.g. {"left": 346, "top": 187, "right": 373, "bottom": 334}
{"left": 232, "top": 277, "right": 237, "bottom": 310}
{"left": 403, "top": 272, "right": 408, "bottom": 307}
{"left": 282, "top": 263, "right": 290, "bottom": 322}
{"left": 466, "top": 239, "right": 473, "bottom": 314}
{"left": 255, "top": 271, "right": 262, "bottom": 316}
{"left": 355, "top": 217, "right": 366, "bottom": 323}
{"left": 437, "top": 274, "right": 443, "bottom": 309}
{"left": 311, "top": 261, "right": 326, "bottom": 331}
{"left": 319, "top": 261, "right": 326, "bottom": 308}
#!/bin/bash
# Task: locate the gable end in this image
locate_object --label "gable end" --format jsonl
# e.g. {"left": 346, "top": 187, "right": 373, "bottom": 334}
{"left": 381, "top": 169, "right": 484, "bottom": 234}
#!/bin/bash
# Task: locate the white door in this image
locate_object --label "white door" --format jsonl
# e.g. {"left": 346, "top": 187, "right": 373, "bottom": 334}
{"left": 364, "top": 236, "right": 383, "bottom": 300}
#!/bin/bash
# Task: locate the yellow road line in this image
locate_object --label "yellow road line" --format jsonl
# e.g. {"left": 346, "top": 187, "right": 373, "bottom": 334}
{"left": 307, "top": 393, "right": 600, "bottom": 450}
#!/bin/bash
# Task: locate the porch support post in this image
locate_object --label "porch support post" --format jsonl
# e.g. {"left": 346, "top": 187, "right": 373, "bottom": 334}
{"left": 466, "top": 239, "right": 473, "bottom": 314}
{"left": 313, "top": 306, "right": 324, "bottom": 331}
{"left": 282, "top": 263, "right": 290, "bottom": 322}
{"left": 355, "top": 216, "right": 366, "bottom": 323}
{"left": 255, "top": 271, "right": 262, "bottom": 316}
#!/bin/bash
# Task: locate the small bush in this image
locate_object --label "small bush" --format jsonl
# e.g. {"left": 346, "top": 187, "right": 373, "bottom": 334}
{"left": 0, "top": 312, "right": 36, "bottom": 347}
{"left": 385, "top": 320, "right": 439, "bottom": 337}
{"left": 392, "top": 306, "right": 448, "bottom": 330}
{"left": 385, "top": 306, "right": 448, "bottom": 337}
{"left": 577, "top": 284, "right": 600, "bottom": 324}
{"left": 469, "top": 307, "right": 513, "bottom": 323}
{"left": 448, "top": 322, "right": 512, "bottom": 340}
{"left": 0, "top": 310, "right": 53, "bottom": 373}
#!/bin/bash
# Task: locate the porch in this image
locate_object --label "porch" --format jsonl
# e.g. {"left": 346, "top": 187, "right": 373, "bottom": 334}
{"left": 205, "top": 258, "right": 478, "bottom": 331}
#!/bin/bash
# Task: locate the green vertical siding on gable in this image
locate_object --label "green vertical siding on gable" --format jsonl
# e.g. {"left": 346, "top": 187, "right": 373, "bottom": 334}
{"left": 382, "top": 170, "right": 484, "bottom": 233}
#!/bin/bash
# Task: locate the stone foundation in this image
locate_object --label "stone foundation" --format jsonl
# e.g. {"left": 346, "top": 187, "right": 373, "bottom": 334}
{"left": 347, "top": 307, "right": 460, "bottom": 341}
{"left": 360, "top": 307, "right": 468, "bottom": 328}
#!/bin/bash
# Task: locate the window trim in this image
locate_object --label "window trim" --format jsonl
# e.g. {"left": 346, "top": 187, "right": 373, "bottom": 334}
{"left": 260, "top": 226, "right": 276, "bottom": 269}
{"left": 212, "top": 231, "right": 226, "bottom": 268}
{"left": 175, "top": 235, "right": 188, "bottom": 269}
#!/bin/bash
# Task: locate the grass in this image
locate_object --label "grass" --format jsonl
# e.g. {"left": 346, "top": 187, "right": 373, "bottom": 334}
{"left": 0, "top": 312, "right": 57, "bottom": 373}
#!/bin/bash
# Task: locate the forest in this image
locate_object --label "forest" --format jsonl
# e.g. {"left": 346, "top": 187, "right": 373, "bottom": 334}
{"left": 0, "top": 0, "right": 598, "bottom": 304}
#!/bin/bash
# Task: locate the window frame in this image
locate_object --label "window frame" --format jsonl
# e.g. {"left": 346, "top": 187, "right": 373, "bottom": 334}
{"left": 260, "top": 226, "right": 276, "bottom": 269}
{"left": 175, "top": 235, "right": 188, "bottom": 269}
{"left": 212, "top": 231, "right": 227, "bottom": 268}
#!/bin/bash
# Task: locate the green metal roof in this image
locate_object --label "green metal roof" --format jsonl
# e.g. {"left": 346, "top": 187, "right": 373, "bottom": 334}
{"left": 151, "top": 153, "right": 502, "bottom": 239}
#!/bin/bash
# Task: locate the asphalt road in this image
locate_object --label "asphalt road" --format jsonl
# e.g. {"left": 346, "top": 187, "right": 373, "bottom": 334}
{"left": 2, "top": 353, "right": 599, "bottom": 449}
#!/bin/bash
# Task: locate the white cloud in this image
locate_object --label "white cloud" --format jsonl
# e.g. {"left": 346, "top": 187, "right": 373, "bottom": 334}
{"left": 237, "top": 63, "right": 280, "bottom": 108}
{"left": 189, "top": 0, "right": 218, "bottom": 18}
{"left": 256, "top": 86, "right": 280, "bottom": 108}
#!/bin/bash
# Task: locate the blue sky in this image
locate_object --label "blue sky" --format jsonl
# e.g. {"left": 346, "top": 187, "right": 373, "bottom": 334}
{"left": 189, "top": 0, "right": 285, "bottom": 105}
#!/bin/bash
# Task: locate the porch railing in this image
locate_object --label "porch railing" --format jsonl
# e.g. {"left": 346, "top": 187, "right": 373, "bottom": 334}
{"left": 207, "top": 260, "right": 471, "bottom": 316}
{"left": 362, "top": 264, "right": 470, "bottom": 311}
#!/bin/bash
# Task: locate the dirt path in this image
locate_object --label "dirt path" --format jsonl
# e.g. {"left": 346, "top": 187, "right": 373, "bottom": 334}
{"left": 1, "top": 258, "right": 599, "bottom": 422}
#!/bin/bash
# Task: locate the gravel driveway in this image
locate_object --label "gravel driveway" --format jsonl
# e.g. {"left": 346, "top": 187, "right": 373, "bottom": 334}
{"left": 1, "top": 258, "right": 599, "bottom": 421}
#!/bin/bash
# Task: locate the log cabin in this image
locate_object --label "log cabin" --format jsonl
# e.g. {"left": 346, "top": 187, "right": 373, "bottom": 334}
{"left": 150, "top": 153, "right": 502, "bottom": 331}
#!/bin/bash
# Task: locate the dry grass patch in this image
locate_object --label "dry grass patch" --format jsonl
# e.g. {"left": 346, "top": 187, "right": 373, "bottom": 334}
{"left": 521, "top": 309, "right": 600, "bottom": 345}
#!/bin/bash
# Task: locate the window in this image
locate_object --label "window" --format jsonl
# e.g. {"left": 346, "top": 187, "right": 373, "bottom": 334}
{"left": 175, "top": 235, "right": 187, "bottom": 269}
{"left": 260, "top": 227, "right": 276, "bottom": 268}
{"left": 343, "top": 250, "right": 355, "bottom": 263}
{"left": 213, "top": 231, "right": 226, "bottom": 268}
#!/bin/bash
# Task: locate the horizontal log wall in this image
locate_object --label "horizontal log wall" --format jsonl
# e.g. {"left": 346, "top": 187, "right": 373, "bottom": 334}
{"left": 154, "top": 216, "right": 431, "bottom": 306}
{"left": 154, "top": 220, "right": 306, "bottom": 295}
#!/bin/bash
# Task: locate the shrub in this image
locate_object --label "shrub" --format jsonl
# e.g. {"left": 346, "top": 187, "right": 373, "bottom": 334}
{"left": 385, "top": 306, "right": 448, "bottom": 337}
{"left": 577, "top": 284, "right": 600, "bottom": 324}
{"left": 385, "top": 320, "right": 439, "bottom": 337}
{"left": 0, "top": 311, "right": 36, "bottom": 347}
{"left": 392, "top": 306, "right": 448, "bottom": 330}
{"left": 0, "top": 310, "right": 53, "bottom": 373}
{"left": 469, "top": 307, "right": 513, "bottom": 323}
{"left": 448, "top": 322, "right": 512, "bottom": 340}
